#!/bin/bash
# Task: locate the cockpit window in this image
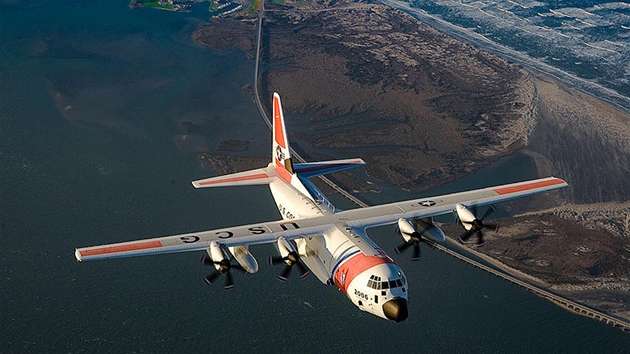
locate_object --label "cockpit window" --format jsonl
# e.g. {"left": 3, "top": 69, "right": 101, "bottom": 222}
{"left": 367, "top": 275, "right": 383, "bottom": 289}
{"left": 367, "top": 275, "right": 405, "bottom": 290}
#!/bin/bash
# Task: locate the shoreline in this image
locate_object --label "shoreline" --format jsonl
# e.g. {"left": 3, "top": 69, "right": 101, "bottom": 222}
{"left": 378, "top": 0, "right": 630, "bottom": 115}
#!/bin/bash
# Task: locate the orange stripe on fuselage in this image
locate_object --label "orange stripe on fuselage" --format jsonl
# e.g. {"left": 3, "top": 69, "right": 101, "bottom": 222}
{"left": 79, "top": 240, "right": 163, "bottom": 257}
{"left": 273, "top": 95, "right": 286, "bottom": 149}
{"left": 494, "top": 178, "right": 565, "bottom": 195}
{"left": 334, "top": 253, "right": 395, "bottom": 294}
{"left": 197, "top": 173, "right": 269, "bottom": 186}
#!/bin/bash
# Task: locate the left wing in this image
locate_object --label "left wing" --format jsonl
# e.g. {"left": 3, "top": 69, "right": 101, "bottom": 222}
{"left": 75, "top": 177, "right": 567, "bottom": 261}
{"left": 342, "top": 176, "right": 568, "bottom": 230}
{"left": 75, "top": 216, "right": 336, "bottom": 261}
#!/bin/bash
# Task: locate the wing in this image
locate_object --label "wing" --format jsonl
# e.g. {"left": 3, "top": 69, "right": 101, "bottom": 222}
{"left": 75, "top": 177, "right": 567, "bottom": 261}
{"left": 340, "top": 177, "right": 568, "bottom": 229}
{"left": 75, "top": 216, "right": 335, "bottom": 261}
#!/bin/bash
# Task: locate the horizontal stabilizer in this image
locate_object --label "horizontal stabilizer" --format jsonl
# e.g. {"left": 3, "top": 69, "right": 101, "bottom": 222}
{"left": 294, "top": 158, "right": 366, "bottom": 178}
{"left": 192, "top": 168, "right": 274, "bottom": 188}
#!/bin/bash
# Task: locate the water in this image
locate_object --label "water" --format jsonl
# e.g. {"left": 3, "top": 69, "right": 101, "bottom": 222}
{"left": 384, "top": 0, "right": 630, "bottom": 112}
{"left": 1, "top": 0, "right": 629, "bottom": 353}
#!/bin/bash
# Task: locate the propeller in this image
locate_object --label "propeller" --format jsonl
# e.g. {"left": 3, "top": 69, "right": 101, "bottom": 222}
{"left": 394, "top": 226, "right": 422, "bottom": 261}
{"left": 458, "top": 205, "right": 499, "bottom": 246}
{"left": 268, "top": 251, "right": 309, "bottom": 282}
{"left": 200, "top": 253, "right": 246, "bottom": 290}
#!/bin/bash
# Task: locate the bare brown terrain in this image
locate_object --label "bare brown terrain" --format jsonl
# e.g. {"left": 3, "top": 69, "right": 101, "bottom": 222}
{"left": 441, "top": 204, "right": 630, "bottom": 320}
{"left": 190, "top": 0, "right": 630, "bottom": 321}
{"left": 194, "top": 1, "right": 539, "bottom": 193}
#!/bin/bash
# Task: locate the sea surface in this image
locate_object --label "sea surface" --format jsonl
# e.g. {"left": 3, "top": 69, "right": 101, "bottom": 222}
{"left": 1, "top": 0, "right": 629, "bottom": 353}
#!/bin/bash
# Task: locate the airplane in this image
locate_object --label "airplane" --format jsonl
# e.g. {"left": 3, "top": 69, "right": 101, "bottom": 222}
{"left": 75, "top": 92, "right": 568, "bottom": 322}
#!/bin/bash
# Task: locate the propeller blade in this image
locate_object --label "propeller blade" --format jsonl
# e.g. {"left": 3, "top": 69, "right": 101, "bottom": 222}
{"left": 296, "top": 261, "right": 310, "bottom": 279}
{"left": 459, "top": 229, "right": 475, "bottom": 243}
{"left": 484, "top": 223, "right": 499, "bottom": 232}
{"left": 201, "top": 253, "right": 214, "bottom": 266}
{"left": 411, "top": 244, "right": 421, "bottom": 261}
{"left": 203, "top": 270, "right": 221, "bottom": 285}
{"left": 268, "top": 255, "right": 286, "bottom": 266}
{"left": 278, "top": 265, "right": 292, "bottom": 282}
{"left": 476, "top": 230, "right": 485, "bottom": 246}
{"left": 395, "top": 242, "right": 412, "bottom": 255}
{"left": 480, "top": 205, "right": 497, "bottom": 221}
{"left": 224, "top": 271, "right": 235, "bottom": 290}
{"left": 470, "top": 205, "right": 479, "bottom": 218}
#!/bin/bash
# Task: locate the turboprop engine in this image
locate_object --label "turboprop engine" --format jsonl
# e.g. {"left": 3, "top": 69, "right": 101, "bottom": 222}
{"left": 395, "top": 217, "right": 446, "bottom": 260}
{"left": 200, "top": 241, "right": 258, "bottom": 290}
{"left": 455, "top": 203, "right": 498, "bottom": 246}
{"left": 268, "top": 237, "right": 309, "bottom": 281}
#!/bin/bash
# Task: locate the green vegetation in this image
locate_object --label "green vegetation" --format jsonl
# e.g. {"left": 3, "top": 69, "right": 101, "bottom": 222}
{"left": 208, "top": 0, "right": 219, "bottom": 12}
{"left": 244, "top": 0, "right": 259, "bottom": 14}
{"left": 142, "top": 1, "right": 175, "bottom": 9}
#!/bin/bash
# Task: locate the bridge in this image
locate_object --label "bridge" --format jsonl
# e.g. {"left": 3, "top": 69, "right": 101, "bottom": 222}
{"left": 437, "top": 239, "right": 630, "bottom": 332}
{"left": 252, "top": 0, "right": 369, "bottom": 209}
{"left": 249, "top": 0, "right": 629, "bottom": 333}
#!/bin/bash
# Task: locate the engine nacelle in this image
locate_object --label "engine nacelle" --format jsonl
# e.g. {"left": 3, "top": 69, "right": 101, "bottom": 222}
{"left": 455, "top": 203, "right": 477, "bottom": 231}
{"left": 208, "top": 241, "right": 229, "bottom": 272}
{"left": 228, "top": 245, "right": 259, "bottom": 274}
{"left": 397, "top": 217, "right": 446, "bottom": 243}
{"left": 277, "top": 237, "right": 298, "bottom": 262}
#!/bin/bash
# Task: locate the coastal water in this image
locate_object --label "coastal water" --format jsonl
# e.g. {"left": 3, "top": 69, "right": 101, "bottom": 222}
{"left": 1, "top": 0, "right": 629, "bottom": 353}
{"left": 383, "top": 0, "right": 630, "bottom": 112}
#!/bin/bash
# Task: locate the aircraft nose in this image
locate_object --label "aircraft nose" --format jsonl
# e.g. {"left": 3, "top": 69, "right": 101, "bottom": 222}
{"left": 382, "top": 298, "right": 408, "bottom": 322}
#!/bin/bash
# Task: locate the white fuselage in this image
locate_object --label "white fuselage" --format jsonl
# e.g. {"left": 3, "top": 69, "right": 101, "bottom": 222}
{"left": 269, "top": 179, "right": 409, "bottom": 322}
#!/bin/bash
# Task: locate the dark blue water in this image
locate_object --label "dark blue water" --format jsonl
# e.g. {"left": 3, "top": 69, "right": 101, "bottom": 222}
{"left": 1, "top": 0, "right": 629, "bottom": 353}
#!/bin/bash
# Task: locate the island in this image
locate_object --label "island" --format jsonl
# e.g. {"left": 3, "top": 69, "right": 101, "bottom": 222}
{"left": 159, "top": 0, "right": 630, "bottom": 323}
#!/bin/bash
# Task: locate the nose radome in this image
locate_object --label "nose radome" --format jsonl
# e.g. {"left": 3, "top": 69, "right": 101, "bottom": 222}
{"left": 382, "top": 298, "right": 408, "bottom": 322}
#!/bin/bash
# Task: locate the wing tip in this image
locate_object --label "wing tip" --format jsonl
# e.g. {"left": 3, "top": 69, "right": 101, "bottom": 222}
{"left": 75, "top": 249, "right": 83, "bottom": 262}
{"left": 494, "top": 176, "right": 568, "bottom": 195}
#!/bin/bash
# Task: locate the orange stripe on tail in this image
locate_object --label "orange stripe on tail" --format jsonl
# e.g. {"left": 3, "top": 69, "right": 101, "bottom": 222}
{"left": 273, "top": 94, "right": 286, "bottom": 149}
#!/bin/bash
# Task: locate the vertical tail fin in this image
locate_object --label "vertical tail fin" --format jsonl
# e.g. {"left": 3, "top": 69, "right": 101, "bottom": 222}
{"left": 272, "top": 93, "right": 295, "bottom": 183}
